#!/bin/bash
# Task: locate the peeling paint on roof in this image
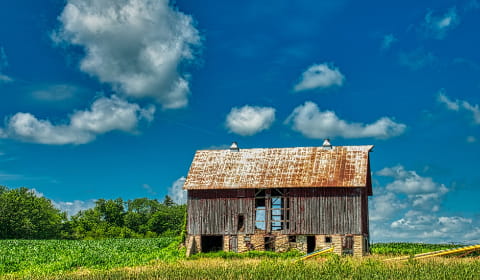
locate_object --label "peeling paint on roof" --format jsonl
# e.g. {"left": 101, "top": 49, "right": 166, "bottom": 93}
{"left": 184, "top": 145, "right": 373, "bottom": 190}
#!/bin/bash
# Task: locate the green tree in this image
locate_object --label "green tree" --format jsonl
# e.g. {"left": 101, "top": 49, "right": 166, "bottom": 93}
{"left": 0, "top": 187, "right": 66, "bottom": 239}
{"left": 95, "top": 198, "right": 125, "bottom": 227}
{"left": 69, "top": 208, "right": 102, "bottom": 239}
{"left": 69, "top": 198, "right": 126, "bottom": 239}
{"left": 163, "top": 195, "right": 175, "bottom": 207}
{"left": 125, "top": 198, "right": 161, "bottom": 234}
{"left": 67, "top": 196, "right": 187, "bottom": 239}
{"left": 148, "top": 204, "right": 186, "bottom": 236}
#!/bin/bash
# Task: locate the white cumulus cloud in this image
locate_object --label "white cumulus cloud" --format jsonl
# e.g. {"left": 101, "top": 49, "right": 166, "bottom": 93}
{"left": 293, "top": 63, "right": 344, "bottom": 92}
{"left": 70, "top": 95, "right": 155, "bottom": 133}
{"left": 53, "top": 199, "right": 97, "bottom": 217}
{"left": 168, "top": 176, "right": 186, "bottom": 204}
{"left": 371, "top": 166, "right": 480, "bottom": 243}
{"left": 285, "top": 101, "right": 406, "bottom": 139}
{"left": 461, "top": 101, "right": 480, "bottom": 124}
{"left": 53, "top": 0, "right": 201, "bottom": 108}
{"left": 370, "top": 192, "right": 407, "bottom": 221}
{"left": 0, "top": 95, "right": 155, "bottom": 145}
{"left": 387, "top": 211, "right": 477, "bottom": 242}
{"left": 438, "top": 90, "right": 480, "bottom": 124}
{"left": 437, "top": 89, "right": 460, "bottom": 111}
{"left": 29, "top": 188, "right": 45, "bottom": 198}
{"left": 226, "top": 105, "right": 276, "bottom": 136}
{"left": 379, "top": 165, "right": 447, "bottom": 195}
{"left": 28, "top": 188, "right": 96, "bottom": 217}
{"left": 377, "top": 165, "right": 448, "bottom": 212}
{"left": 422, "top": 7, "right": 459, "bottom": 39}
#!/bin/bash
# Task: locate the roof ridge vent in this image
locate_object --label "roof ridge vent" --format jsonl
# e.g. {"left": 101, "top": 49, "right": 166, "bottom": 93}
{"left": 322, "top": 139, "right": 333, "bottom": 150}
{"left": 230, "top": 141, "right": 239, "bottom": 151}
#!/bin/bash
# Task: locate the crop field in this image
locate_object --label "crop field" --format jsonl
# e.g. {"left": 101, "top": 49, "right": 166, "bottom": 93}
{"left": 0, "top": 237, "right": 183, "bottom": 278}
{"left": 1, "top": 239, "right": 479, "bottom": 280}
{"left": 370, "top": 242, "right": 465, "bottom": 255}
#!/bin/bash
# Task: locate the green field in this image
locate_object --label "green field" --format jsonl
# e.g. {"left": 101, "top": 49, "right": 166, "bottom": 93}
{"left": 0, "top": 238, "right": 183, "bottom": 278}
{"left": 1, "top": 239, "right": 479, "bottom": 280}
{"left": 370, "top": 242, "right": 467, "bottom": 255}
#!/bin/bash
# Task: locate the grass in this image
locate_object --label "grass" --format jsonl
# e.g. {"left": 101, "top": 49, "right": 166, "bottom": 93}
{"left": 370, "top": 242, "right": 464, "bottom": 256}
{"left": 187, "top": 249, "right": 303, "bottom": 260}
{"left": 0, "top": 237, "right": 183, "bottom": 277}
{"left": 2, "top": 256, "right": 480, "bottom": 280}
{"left": 1, "top": 240, "right": 479, "bottom": 279}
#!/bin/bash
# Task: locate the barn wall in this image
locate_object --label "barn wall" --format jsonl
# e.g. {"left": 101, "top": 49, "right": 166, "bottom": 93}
{"left": 187, "top": 189, "right": 255, "bottom": 235}
{"left": 187, "top": 187, "right": 366, "bottom": 236}
{"left": 361, "top": 188, "right": 369, "bottom": 235}
{"left": 286, "top": 188, "right": 363, "bottom": 235}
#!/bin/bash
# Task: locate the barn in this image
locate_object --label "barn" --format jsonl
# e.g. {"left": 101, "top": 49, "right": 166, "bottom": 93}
{"left": 183, "top": 140, "right": 373, "bottom": 257}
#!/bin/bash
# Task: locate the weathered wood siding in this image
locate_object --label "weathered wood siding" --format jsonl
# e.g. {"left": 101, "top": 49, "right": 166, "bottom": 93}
{"left": 286, "top": 188, "right": 363, "bottom": 235}
{"left": 187, "top": 188, "right": 367, "bottom": 236}
{"left": 187, "top": 189, "right": 255, "bottom": 235}
{"left": 361, "top": 188, "right": 369, "bottom": 235}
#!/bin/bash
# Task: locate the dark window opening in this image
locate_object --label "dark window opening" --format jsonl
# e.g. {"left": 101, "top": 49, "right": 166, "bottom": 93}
{"left": 237, "top": 214, "right": 245, "bottom": 232}
{"left": 307, "top": 236, "right": 316, "bottom": 253}
{"left": 255, "top": 189, "right": 266, "bottom": 197}
{"left": 284, "top": 197, "right": 290, "bottom": 230}
{"left": 265, "top": 236, "right": 275, "bottom": 251}
{"left": 255, "top": 189, "right": 266, "bottom": 230}
{"left": 364, "top": 236, "right": 370, "bottom": 254}
{"left": 342, "top": 235, "right": 354, "bottom": 255}
{"left": 288, "top": 235, "right": 297, "bottom": 242}
{"left": 255, "top": 198, "right": 266, "bottom": 207}
{"left": 229, "top": 235, "right": 238, "bottom": 253}
{"left": 271, "top": 189, "right": 289, "bottom": 231}
{"left": 255, "top": 209, "right": 266, "bottom": 230}
{"left": 201, "top": 235, "right": 223, "bottom": 253}
{"left": 325, "top": 236, "right": 332, "bottom": 243}
{"left": 271, "top": 196, "right": 283, "bottom": 231}
{"left": 255, "top": 189, "right": 290, "bottom": 232}
{"left": 271, "top": 188, "right": 283, "bottom": 196}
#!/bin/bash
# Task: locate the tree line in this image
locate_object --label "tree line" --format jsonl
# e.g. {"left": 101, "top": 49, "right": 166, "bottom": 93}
{"left": 0, "top": 186, "right": 186, "bottom": 240}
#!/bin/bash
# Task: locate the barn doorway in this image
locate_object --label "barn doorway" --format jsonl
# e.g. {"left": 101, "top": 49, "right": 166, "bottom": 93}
{"left": 307, "top": 236, "right": 316, "bottom": 253}
{"left": 264, "top": 236, "right": 275, "bottom": 251}
{"left": 342, "top": 235, "right": 353, "bottom": 255}
{"left": 201, "top": 235, "right": 223, "bottom": 252}
{"left": 229, "top": 235, "right": 238, "bottom": 253}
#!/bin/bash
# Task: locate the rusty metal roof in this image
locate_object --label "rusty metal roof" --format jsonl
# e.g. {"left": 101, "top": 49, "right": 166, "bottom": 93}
{"left": 184, "top": 145, "right": 373, "bottom": 190}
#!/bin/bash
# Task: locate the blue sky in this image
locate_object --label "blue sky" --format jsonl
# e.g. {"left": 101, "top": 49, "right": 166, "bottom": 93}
{"left": 1, "top": 0, "right": 479, "bottom": 243}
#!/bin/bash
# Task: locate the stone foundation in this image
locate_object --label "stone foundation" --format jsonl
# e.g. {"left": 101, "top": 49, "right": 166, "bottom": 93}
{"left": 185, "top": 235, "right": 201, "bottom": 257}
{"left": 353, "top": 235, "right": 366, "bottom": 257}
{"left": 186, "top": 233, "right": 368, "bottom": 256}
{"left": 294, "top": 235, "right": 307, "bottom": 252}
{"left": 274, "top": 235, "right": 290, "bottom": 252}
{"left": 223, "top": 235, "right": 230, "bottom": 252}
{"left": 314, "top": 234, "right": 336, "bottom": 252}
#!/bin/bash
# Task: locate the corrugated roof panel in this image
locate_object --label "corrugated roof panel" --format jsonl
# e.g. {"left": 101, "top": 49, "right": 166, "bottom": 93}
{"left": 183, "top": 145, "right": 373, "bottom": 190}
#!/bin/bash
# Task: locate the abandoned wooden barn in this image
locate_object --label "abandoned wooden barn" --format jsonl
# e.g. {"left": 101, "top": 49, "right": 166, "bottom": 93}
{"left": 183, "top": 140, "right": 373, "bottom": 257}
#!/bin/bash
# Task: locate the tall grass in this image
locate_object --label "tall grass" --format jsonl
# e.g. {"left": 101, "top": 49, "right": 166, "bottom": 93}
{"left": 371, "top": 242, "right": 468, "bottom": 256}
{"left": 3, "top": 256, "right": 479, "bottom": 280}
{"left": 1, "top": 240, "right": 479, "bottom": 279}
{"left": 187, "top": 249, "right": 303, "bottom": 260}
